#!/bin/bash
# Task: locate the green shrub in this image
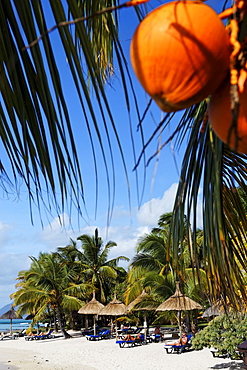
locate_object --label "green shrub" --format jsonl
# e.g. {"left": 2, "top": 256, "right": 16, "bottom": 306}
{"left": 192, "top": 314, "right": 247, "bottom": 359}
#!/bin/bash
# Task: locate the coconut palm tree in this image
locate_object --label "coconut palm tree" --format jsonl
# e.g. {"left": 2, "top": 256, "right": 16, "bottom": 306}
{"left": 125, "top": 211, "right": 208, "bottom": 327}
{"left": 58, "top": 229, "right": 129, "bottom": 303}
{"left": 130, "top": 212, "right": 202, "bottom": 280}
{"left": 2, "top": 0, "right": 247, "bottom": 308}
{"left": 11, "top": 252, "right": 92, "bottom": 338}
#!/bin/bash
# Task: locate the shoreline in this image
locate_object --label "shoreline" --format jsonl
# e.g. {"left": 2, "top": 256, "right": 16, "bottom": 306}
{"left": 0, "top": 331, "right": 243, "bottom": 370}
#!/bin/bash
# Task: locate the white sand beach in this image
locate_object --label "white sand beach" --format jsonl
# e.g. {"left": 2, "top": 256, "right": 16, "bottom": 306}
{"left": 0, "top": 331, "right": 243, "bottom": 370}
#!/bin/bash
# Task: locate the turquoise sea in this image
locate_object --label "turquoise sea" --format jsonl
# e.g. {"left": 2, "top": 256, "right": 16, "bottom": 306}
{"left": 0, "top": 319, "right": 32, "bottom": 332}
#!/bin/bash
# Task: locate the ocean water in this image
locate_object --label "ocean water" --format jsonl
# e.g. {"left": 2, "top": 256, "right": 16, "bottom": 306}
{"left": 0, "top": 319, "right": 32, "bottom": 332}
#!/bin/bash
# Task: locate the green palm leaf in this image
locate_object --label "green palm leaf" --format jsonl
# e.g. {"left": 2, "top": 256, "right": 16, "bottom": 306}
{"left": 169, "top": 103, "right": 247, "bottom": 307}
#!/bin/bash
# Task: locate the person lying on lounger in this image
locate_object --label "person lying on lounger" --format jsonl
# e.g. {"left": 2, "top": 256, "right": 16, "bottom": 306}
{"left": 123, "top": 333, "right": 135, "bottom": 341}
{"left": 135, "top": 333, "right": 142, "bottom": 340}
{"left": 27, "top": 331, "right": 35, "bottom": 337}
{"left": 170, "top": 332, "right": 188, "bottom": 346}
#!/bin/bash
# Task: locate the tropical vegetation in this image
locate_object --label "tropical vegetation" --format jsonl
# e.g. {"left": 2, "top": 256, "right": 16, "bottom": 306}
{"left": 11, "top": 230, "right": 128, "bottom": 337}
{"left": 9, "top": 215, "right": 247, "bottom": 359}
{"left": 124, "top": 212, "right": 207, "bottom": 328}
{"left": 58, "top": 228, "right": 129, "bottom": 303}
{"left": 192, "top": 314, "right": 247, "bottom": 359}
{"left": 11, "top": 252, "right": 90, "bottom": 338}
{"left": 9, "top": 218, "right": 205, "bottom": 336}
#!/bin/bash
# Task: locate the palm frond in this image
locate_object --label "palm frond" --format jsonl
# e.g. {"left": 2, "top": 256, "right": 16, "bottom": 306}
{"left": 1, "top": 0, "right": 148, "bottom": 222}
{"left": 169, "top": 102, "right": 247, "bottom": 307}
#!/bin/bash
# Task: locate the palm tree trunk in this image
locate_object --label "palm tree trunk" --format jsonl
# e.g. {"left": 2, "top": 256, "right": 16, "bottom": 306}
{"left": 85, "top": 314, "right": 89, "bottom": 329}
{"left": 53, "top": 311, "right": 58, "bottom": 332}
{"left": 178, "top": 310, "right": 182, "bottom": 338}
{"left": 56, "top": 306, "right": 71, "bottom": 339}
{"left": 69, "top": 311, "right": 76, "bottom": 330}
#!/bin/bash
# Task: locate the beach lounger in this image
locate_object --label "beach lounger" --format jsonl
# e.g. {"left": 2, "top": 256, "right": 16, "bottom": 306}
{"left": 151, "top": 334, "right": 162, "bottom": 343}
{"left": 81, "top": 326, "right": 100, "bottom": 336}
{"left": 211, "top": 349, "right": 231, "bottom": 359}
{"left": 17, "top": 329, "right": 27, "bottom": 337}
{"left": 133, "top": 334, "right": 146, "bottom": 346}
{"left": 36, "top": 329, "right": 55, "bottom": 340}
{"left": 116, "top": 339, "right": 135, "bottom": 348}
{"left": 116, "top": 334, "right": 147, "bottom": 348}
{"left": 99, "top": 329, "right": 111, "bottom": 339}
{"left": 0, "top": 334, "right": 18, "bottom": 340}
{"left": 86, "top": 329, "right": 111, "bottom": 341}
{"left": 25, "top": 329, "right": 54, "bottom": 341}
{"left": 164, "top": 334, "right": 193, "bottom": 354}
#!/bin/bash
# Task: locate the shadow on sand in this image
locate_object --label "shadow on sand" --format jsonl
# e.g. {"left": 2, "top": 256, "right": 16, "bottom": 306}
{"left": 210, "top": 361, "right": 242, "bottom": 369}
{"left": 0, "top": 361, "right": 18, "bottom": 370}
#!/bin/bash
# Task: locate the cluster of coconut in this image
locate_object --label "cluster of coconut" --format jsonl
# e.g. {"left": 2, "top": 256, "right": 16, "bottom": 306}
{"left": 130, "top": 0, "right": 247, "bottom": 154}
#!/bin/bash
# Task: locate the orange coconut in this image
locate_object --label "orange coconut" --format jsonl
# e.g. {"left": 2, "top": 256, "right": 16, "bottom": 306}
{"left": 130, "top": 1, "right": 230, "bottom": 112}
{"left": 208, "top": 79, "right": 247, "bottom": 154}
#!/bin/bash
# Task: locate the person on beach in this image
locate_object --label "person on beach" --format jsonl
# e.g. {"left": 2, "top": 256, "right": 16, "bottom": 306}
{"left": 154, "top": 326, "right": 164, "bottom": 340}
{"left": 42, "top": 329, "right": 50, "bottom": 335}
{"left": 123, "top": 333, "right": 135, "bottom": 341}
{"left": 154, "top": 326, "right": 161, "bottom": 335}
{"left": 170, "top": 332, "right": 188, "bottom": 346}
{"left": 27, "top": 331, "right": 35, "bottom": 337}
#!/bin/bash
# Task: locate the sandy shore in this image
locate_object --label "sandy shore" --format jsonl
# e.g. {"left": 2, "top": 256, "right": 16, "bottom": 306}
{"left": 0, "top": 331, "right": 243, "bottom": 370}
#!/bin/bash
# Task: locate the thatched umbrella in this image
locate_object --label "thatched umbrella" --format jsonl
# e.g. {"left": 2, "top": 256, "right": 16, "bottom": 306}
{"left": 78, "top": 291, "right": 105, "bottom": 336}
{"left": 126, "top": 290, "right": 149, "bottom": 312}
{"left": 126, "top": 290, "right": 153, "bottom": 341}
{"left": 0, "top": 307, "right": 22, "bottom": 335}
{"left": 202, "top": 304, "right": 223, "bottom": 318}
{"left": 156, "top": 282, "right": 202, "bottom": 337}
{"left": 99, "top": 292, "right": 126, "bottom": 337}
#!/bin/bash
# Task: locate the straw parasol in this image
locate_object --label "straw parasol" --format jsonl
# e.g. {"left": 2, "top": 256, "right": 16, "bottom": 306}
{"left": 99, "top": 292, "right": 126, "bottom": 336}
{"left": 0, "top": 307, "right": 22, "bottom": 335}
{"left": 126, "top": 290, "right": 149, "bottom": 312}
{"left": 126, "top": 290, "right": 153, "bottom": 341}
{"left": 78, "top": 291, "right": 105, "bottom": 336}
{"left": 156, "top": 282, "right": 202, "bottom": 337}
{"left": 202, "top": 304, "right": 223, "bottom": 318}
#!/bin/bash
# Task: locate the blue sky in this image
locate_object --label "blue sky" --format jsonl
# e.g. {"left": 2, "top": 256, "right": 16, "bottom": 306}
{"left": 0, "top": 0, "right": 224, "bottom": 308}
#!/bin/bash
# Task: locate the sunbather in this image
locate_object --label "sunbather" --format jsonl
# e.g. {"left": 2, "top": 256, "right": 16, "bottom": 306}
{"left": 123, "top": 333, "right": 135, "bottom": 341}
{"left": 41, "top": 329, "right": 50, "bottom": 335}
{"left": 27, "top": 331, "right": 35, "bottom": 337}
{"left": 169, "top": 332, "right": 188, "bottom": 346}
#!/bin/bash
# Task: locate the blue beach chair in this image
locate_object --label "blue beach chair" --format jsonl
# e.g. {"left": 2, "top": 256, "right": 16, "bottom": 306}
{"left": 116, "top": 339, "right": 135, "bottom": 348}
{"left": 25, "top": 329, "right": 54, "bottom": 341}
{"left": 164, "top": 334, "right": 193, "bottom": 354}
{"left": 36, "top": 329, "right": 55, "bottom": 340}
{"left": 86, "top": 329, "right": 111, "bottom": 341}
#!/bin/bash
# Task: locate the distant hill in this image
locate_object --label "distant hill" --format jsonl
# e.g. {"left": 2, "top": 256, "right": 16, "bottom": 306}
{"left": 0, "top": 303, "right": 13, "bottom": 316}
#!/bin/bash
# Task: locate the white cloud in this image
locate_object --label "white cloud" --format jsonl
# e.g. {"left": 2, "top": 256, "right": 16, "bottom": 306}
{"left": 0, "top": 221, "right": 13, "bottom": 248}
{"left": 137, "top": 183, "right": 178, "bottom": 226}
{"left": 0, "top": 253, "right": 30, "bottom": 306}
{"left": 136, "top": 182, "right": 203, "bottom": 229}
